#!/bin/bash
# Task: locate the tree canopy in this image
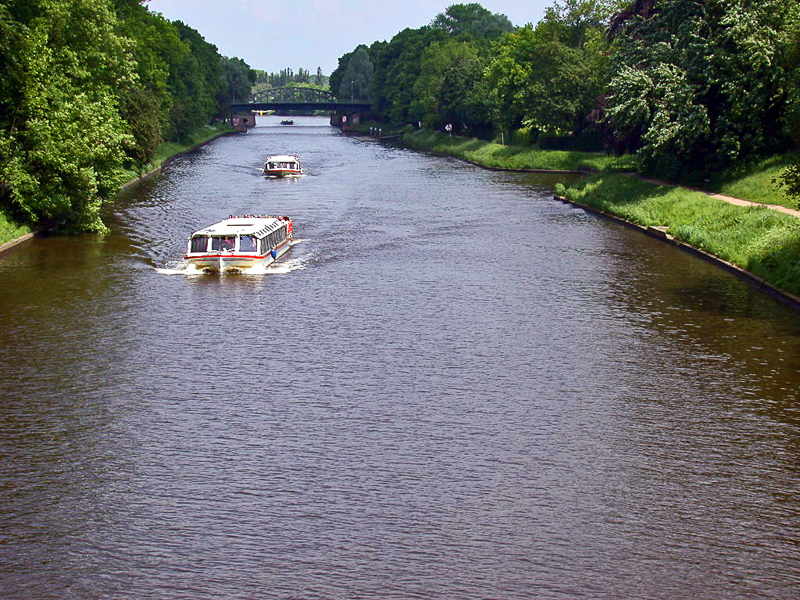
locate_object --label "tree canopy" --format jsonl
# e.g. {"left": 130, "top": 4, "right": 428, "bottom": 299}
{"left": 331, "top": 0, "right": 800, "bottom": 190}
{"left": 0, "top": 0, "right": 255, "bottom": 231}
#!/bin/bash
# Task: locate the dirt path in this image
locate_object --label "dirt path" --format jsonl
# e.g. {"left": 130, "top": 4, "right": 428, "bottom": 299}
{"left": 623, "top": 172, "right": 800, "bottom": 218}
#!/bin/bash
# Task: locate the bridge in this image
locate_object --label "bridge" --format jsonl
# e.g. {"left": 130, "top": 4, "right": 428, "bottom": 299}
{"left": 230, "top": 85, "right": 371, "bottom": 114}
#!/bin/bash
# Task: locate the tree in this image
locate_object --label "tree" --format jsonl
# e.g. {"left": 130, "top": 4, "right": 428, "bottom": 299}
{"left": 220, "top": 56, "right": 255, "bottom": 103}
{"left": 0, "top": 0, "right": 135, "bottom": 232}
{"left": 412, "top": 39, "right": 488, "bottom": 135}
{"left": 166, "top": 21, "right": 226, "bottom": 143}
{"left": 431, "top": 3, "right": 513, "bottom": 40}
{"left": 337, "top": 47, "right": 373, "bottom": 100}
{"left": 111, "top": 0, "right": 186, "bottom": 171}
{"left": 484, "top": 2, "right": 611, "bottom": 139}
{"left": 330, "top": 45, "right": 368, "bottom": 100}
{"left": 371, "top": 28, "right": 448, "bottom": 123}
{"left": 606, "top": 0, "right": 798, "bottom": 180}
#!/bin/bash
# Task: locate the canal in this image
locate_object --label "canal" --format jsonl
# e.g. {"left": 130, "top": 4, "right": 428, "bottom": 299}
{"left": 1, "top": 116, "right": 798, "bottom": 599}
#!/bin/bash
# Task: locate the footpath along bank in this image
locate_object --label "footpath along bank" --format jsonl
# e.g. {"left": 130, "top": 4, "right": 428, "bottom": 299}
{"left": 402, "top": 130, "right": 800, "bottom": 311}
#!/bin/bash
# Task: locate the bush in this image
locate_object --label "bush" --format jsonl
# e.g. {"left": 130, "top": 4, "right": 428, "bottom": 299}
{"left": 539, "top": 131, "right": 605, "bottom": 152}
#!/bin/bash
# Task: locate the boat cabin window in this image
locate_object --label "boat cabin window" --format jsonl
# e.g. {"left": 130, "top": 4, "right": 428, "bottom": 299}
{"left": 190, "top": 236, "right": 209, "bottom": 253}
{"left": 211, "top": 236, "right": 235, "bottom": 251}
{"left": 239, "top": 235, "right": 256, "bottom": 252}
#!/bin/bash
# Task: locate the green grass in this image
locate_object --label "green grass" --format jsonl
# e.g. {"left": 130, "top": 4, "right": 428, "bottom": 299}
{"left": 0, "top": 211, "right": 33, "bottom": 246}
{"left": 559, "top": 173, "right": 800, "bottom": 296}
{"left": 346, "top": 120, "right": 411, "bottom": 136}
{"left": 703, "top": 154, "right": 799, "bottom": 209}
{"left": 403, "top": 130, "right": 637, "bottom": 172}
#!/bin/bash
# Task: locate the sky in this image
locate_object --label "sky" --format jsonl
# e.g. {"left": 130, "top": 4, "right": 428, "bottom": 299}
{"left": 146, "top": 0, "right": 553, "bottom": 75}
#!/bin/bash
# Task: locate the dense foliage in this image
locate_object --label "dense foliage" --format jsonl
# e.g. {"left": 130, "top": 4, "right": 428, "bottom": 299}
{"left": 333, "top": 1, "right": 800, "bottom": 199}
{"left": 0, "top": 0, "right": 254, "bottom": 231}
{"left": 606, "top": 0, "right": 798, "bottom": 181}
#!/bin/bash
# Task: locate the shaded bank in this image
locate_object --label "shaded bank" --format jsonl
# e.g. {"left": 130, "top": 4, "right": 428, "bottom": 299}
{"left": 120, "top": 125, "right": 235, "bottom": 190}
{"left": 401, "top": 130, "right": 635, "bottom": 172}
{"left": 0, "top": 125, "right": 234, "bottom": 251}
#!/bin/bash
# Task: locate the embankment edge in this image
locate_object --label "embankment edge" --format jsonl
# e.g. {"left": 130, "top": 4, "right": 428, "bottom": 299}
{"left": 554, "top": 194, "right": 800, "bottom": 312}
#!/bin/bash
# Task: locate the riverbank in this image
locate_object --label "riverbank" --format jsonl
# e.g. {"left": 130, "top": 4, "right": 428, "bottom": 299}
{"left": 402, "top": 129, "right": 800, "bottom": 306}
{"left": 555, "top": 174, "right": 800, "bottom": 299}
{"left": 402, "top": 129, "right": 636, "bottom": 172}
{"left": 120, "top": 124, "right": 235, "bottom": 189}
{"left": 0, "top": 124, "right": 235, "bottom": 251}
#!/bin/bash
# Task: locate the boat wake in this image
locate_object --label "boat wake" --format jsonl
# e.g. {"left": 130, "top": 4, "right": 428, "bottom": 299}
{"left": 246, "top": 256, "right": 307, "bottom": 275}
{"left": 156, "top": 261, "right": 205, "bottom": 276}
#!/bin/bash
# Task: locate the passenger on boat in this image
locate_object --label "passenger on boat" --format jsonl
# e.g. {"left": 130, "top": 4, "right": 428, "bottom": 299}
{"left": 240, "top": 236, "right": 256, "bottom": 252}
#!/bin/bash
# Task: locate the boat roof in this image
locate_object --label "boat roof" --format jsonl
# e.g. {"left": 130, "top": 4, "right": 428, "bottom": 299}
{"left": 190, "top": 216, "right": 289, "bottom": 238}
{"left": 266, "top": 154, "right": 299, "bottom": 162}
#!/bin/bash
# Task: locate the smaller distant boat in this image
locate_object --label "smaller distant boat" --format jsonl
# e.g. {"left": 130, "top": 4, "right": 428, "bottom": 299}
{"left": 184, "top": 214, "right": 294, "bottom": 273}
{"left": 280, "top": 119, "right": 294, "bottom": 125}
{"left": 263, "top": 154, "right": 302, "bottom": 178}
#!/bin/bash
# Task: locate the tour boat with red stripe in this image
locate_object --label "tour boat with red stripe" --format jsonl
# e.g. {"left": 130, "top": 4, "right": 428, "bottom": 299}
{"left": 263, "top": 154, "right": 302, "bottom": 178}
{"left": 184, "top": 215, "right": 294, "bottom": 273}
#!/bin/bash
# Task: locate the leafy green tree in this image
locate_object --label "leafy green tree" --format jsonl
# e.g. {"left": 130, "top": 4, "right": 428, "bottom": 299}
{"left": 606, "top": 0, "right": 797, "bottom": 180}
{"left": 337, "top": 47, "right": 373, "bottom": 100}
{"left": 430, "top": 3, "right": 513, "bottom": 40}
{"left": 330, "top": 45, "right": 367, "bottom": 100}
{"left": 166, "top": 21, "right": 226, "bottom": 143}
{"left": 111, "top": 0, "right": 185, "bottom": 171}
{"left": 118, "top": 86, "right": 163, "bottom": 174}
{"left": 220, "top": 56, "right": 255, "bottom": 103}
{"left": 484, "top": 2, "right": 611, "bottom": 139}
{"left": 775, "top": 7, "right": 800, "bottom": 205}
{"left": 412, "top": 39, "right": 489, "bottom": 135}
{"left": 0, "top": 0, "right": 135, "bottom": 232}
{"left": 371, "top": 28, "right": 448, "bottom": 124}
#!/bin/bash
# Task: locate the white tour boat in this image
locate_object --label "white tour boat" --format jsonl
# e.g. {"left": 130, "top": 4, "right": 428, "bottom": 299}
{"left": 263, "top": 154, "right": 302, "bottom": 178}
{"left": 184, "top": 214, "right": 294, "bottom": 273}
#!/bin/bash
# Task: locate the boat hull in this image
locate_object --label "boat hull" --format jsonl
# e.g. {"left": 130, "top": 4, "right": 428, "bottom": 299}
{"left": 185, "top": 241, "right": 291, "bottom": 273}
{"left": 264, "top": 169, "right": 302, "bottom": 178}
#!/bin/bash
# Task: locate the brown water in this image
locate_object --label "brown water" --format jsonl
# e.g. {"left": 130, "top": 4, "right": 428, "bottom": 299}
{"left": 1, "top": 116, "right": 799, "bottom": 599}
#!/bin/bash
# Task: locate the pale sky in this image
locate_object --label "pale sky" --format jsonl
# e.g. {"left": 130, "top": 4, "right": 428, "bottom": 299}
{"left": 145, "top": 0, "right": 553, "bottom": 74}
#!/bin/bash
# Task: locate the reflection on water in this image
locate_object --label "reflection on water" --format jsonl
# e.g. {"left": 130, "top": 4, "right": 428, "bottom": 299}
{"left": 0, "top": 116, "right": 798, "bottom": 600}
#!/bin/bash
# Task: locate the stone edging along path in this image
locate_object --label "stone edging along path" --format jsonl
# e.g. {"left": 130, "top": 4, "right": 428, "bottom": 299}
{"left": 0, "top": 230, "right": 38, "bottom": 256}
{"left": 433, "top": 153, "right": 800, "bottom": 310}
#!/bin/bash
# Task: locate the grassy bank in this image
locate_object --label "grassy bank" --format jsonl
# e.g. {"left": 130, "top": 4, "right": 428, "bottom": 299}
{"left": 0, "top": 212, "right": 33, "bottom": 247}
{"left": 0, "top": 124, "right": 233, "bottom": 247}
{"left": 704, "top": 153, "right": 799, "bottom": 209}
{"left": 402, "top": 130, "right": 637, "bottom": 172}
{"left": 122, "top": 123, "right": 234, "bottom": 182}
{"left": 557, "top": 174, "right": 800, "bottom": 297}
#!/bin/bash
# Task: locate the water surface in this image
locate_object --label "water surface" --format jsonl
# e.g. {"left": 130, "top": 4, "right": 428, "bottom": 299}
{"left": 1, "top": 116, "right": 798, "bottom": 599}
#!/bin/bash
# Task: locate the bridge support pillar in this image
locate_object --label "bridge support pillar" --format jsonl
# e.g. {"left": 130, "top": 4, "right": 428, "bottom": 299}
{"left": 231, "top": 112, "right": 256, "bottom": 133}
{"left": 331, "top": 112, "right": 360, "bottom": 131}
